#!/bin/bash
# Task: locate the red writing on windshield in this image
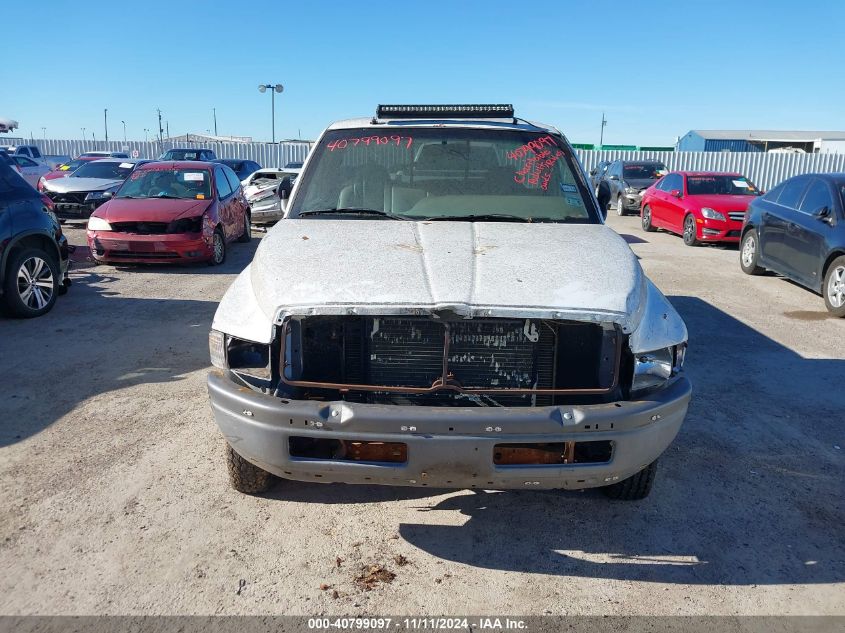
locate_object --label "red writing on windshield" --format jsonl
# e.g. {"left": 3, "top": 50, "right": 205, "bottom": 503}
{"left": 506, "top": 135, "right": 555, "bottom": 161}
{"left": 514, "top": 148, "right": 564, "bottom": 191}
{"left": 327, "top": 135, "right": 413, "bottom": 151}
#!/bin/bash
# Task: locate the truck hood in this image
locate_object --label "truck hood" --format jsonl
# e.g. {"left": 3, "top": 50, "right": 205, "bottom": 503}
{"left": 248, "top": 220, "right": 647, "bottom": 331}
{"left": 44, "top": 177, "right": 123, "bottom": 193}
{"left": 98, "top": 197, "right": 213, "bottom": 223}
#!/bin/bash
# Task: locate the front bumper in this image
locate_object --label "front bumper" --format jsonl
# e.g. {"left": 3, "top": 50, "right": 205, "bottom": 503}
{"left": 622, "top": 192, "right": 644, "bottom": 211}
{"left": 88, "top": 230, "right": 213, "bottom": 264}
{"left": 208, "top": 371, "right": 692, "bottom": 490}
{"left": 697, "top": 218, "right": 743, "bottom": 242}
{"left": 249, "top": 197, "right": 283, "bottom": 223}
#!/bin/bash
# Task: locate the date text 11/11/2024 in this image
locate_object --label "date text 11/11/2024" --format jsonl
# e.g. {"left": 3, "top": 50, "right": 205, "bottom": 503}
{"left": 307, "top": 617, "right": 528, "bottom": 630}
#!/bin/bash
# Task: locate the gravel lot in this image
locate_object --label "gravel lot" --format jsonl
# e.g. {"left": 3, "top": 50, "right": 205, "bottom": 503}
{"left": 0, "top": 215, "right": 843, "bottom": 616}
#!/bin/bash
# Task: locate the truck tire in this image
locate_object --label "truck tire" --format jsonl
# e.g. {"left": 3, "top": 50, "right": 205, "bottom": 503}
{"left": 225, "top": 443, "right": 275, "bottom": 494}
{"left": 601, "top": 460, "right": 657, "bottom": 500}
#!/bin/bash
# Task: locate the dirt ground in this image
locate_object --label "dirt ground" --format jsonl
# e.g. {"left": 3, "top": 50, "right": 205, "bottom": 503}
{"left": 0, "top": 215, "right": 843, "bottom": 616}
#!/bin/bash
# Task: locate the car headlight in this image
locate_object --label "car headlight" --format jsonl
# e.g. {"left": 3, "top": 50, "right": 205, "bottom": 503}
{"left": 624, "top": 186, "right": 638, "bottom": 194}
{"left": 209, "top": 329, "right": 271, "bottom": 380}
{"left": 632, "top": 343, "right": 686, "bottom": 393}
{"left": 87, "top": 216, "right": 112, "bottom": 231}
{"left": 85, "top": 190, "right": 115, "bottom": 202}
{"left": 701, "top": 207, "right": 726, "bottom": 221}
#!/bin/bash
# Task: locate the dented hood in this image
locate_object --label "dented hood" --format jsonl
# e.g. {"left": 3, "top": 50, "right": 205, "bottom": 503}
{"left": 249, "top": 220, "right": 647, "bottom": 331}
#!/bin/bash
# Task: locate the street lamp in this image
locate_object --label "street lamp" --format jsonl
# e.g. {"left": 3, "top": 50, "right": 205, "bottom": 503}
{"left": 104, "top": 108, "right": 109, "bottom": 144}
{"left": 121, "top": 120, "right": 126, "bottom": 143}
{"left": 41, "top": 127, "right": 46, "bottom": 142}
{"left": 258, "top": 83, "right": 284, "bottom": 143}
{"left": 144, "top": 128, "right": 149, "bottom": 143}
{"left": 81, "top": 128, "right": 86, "bottom": 144}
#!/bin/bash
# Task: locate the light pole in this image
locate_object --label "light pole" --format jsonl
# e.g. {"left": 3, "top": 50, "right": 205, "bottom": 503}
{"left": 213, "top": 107, "right": 217, "bottom": 136}
{"left": 258, "top": 83, "right": 284, "bottom": 143}
{"left": 81, "top": 128, "right": 86, "bottom": 144}
{"left": 599, "top": 112, "right": 607, "bottom": 147}
{"left": 41, "top": 127, "right": 46, "bottom": 142}
{"left": 104, "top": 108, "right": 109, "bottom": 145}
{"left": 144, "top": 128, "right": 149, "bottom": 143}
{"left": 121, "top": 120, "right": 126, "bottom": 143}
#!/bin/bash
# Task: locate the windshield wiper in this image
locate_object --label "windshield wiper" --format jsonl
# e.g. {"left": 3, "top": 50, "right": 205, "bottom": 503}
{"left": 422, "top": 214, "right": 533, "bottom": 223}
{"left": 297, "top": 208, "right": 404, "bottom": 219}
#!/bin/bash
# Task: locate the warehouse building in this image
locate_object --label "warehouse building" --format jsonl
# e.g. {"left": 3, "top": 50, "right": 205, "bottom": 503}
{"left": 677, "top": 130, "right": 845, "bottom": 153}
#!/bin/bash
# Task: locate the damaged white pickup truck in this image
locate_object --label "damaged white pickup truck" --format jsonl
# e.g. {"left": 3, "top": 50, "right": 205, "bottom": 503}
{"left": 208, "top": 104, "right": 691, "bottom": 500}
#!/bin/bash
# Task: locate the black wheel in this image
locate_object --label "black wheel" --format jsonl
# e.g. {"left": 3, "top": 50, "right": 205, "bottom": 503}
{"left": 682, "top": 214, "right": 698, "bottom": 246}
{"left": 739, "top": 229, "right": 765, "bottom": 275}
{"left": 237, "top": 211, "right": 251, "bottom": 243}
{"left": 642, "top": 205, "right": 655, "bottom": 232}
{"left": 2, "top": 247, "right": 60, "bottom": 318}
{"left": 615, "top": 195, "right": 626, "bottom": 216}
{"left": 601, "top": 461, "right": 657, "bottom": 500}
{"left": 225, "top": 443, "right": 275, "bottom": 494}
{"left": 209, "top": 228, "right": 226, "bottom": 266}
{"left": 823, "top": 255, "right": 845, "bottom": 317}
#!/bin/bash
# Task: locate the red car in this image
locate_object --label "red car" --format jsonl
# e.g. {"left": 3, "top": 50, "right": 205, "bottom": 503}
{"left": 86, "top": 161, "right": 251, "bottom": 265}
{"left": 640, "top": 171, "right": 762, "bottom": 246}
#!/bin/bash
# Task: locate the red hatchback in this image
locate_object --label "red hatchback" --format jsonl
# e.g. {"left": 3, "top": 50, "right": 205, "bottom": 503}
{"left": 87, "top": 161, "right": 251, "bottom": 265}
{"left": 640, "top": 171, "right": 761, "bottom": 246}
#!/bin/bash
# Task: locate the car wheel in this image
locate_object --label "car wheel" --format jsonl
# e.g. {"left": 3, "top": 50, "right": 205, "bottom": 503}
{"left": 601, "top": 460, "right": 657, "bottom": 500}
{"left": 237, "top": 212, "right": 251, "bottom": 243}
{"left": 209, "top": 228, "right": 226, "bottom": 266}
{"left": 642, "top": 205, "right": 655, "bottom": 232}
{"left": 682, "top": 215, "right": 698, "bottom": 246}
{"left": 2, "top": 247, "right": 60, "bottom": 318}
{"left": 225, "top": 442, "right": 276, "bottom": 494}
{"left": 823, "top": 256, "right": 845, "bottom": 317}
{"left": 739, "top": 229, "right": 765, "bottom": 275}
{"left": 615, "top": 196, "right": 626, "bottom": 216}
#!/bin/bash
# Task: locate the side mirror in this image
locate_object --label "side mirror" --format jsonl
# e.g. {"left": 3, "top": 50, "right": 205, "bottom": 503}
{"left": 670, "top": 189, "right": 682, "bottom": 198}
{"left": 589, "top": 168, "right": 597, "bottom": 176}
{"left": 813, "top": 206, "right": 832, "bottom": 222}
{"left": 277, "top": 176, "right": 292, "bottom": 200}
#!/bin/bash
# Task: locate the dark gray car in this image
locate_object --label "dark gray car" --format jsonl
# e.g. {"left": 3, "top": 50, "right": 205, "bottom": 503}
{"left": 598, "top": 160, "right": 667, "bottom": 216}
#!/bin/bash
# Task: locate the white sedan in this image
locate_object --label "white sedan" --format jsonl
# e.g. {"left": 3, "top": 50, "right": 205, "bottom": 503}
{"left": 9, "top": 155, "right": 50, "bottom": 188}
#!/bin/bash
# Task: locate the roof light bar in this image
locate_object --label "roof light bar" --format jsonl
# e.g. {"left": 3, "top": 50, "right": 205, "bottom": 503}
{"left": 376, "top": 104, "right": 515, "bottom": 119}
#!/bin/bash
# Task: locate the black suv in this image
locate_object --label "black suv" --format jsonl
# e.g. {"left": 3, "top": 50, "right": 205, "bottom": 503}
{"left": 0, "top": 153, "right": 70, "bottom": 318}
{"left": 597, "top": 160, "right": 667, "bottom": 216}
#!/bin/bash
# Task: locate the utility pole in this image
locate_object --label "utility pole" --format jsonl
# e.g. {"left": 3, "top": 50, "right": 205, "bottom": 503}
{"left": 81, "top": 128, "right": 86, "bottom": 144}
{"left": 166, "top": 121, "right": 170, "bottom": 139}
{"left": 41, "top": 127, "right": 46, "bottom": 142}
{"left": 104, "top": 108, "right": 109, "bottom": 144}
{"left": 144, "top": 128, "right": 149, "bottom": 143}
{"left": 156, "top": 108, "right": 164, "bottom": 146}
{"left": 213, "top": 107, "right": 217, "bottom": 136}
{"left": 599, "top": 112, "right": 607, "bottom": 147}
{"left": 121, "top": 120, "right": 126, "bottom": 142}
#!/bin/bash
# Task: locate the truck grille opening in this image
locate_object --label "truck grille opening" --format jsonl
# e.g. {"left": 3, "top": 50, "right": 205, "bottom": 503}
{"left": 493, "top": 441, "right": 613, "bottom": 465}
{"left": 289, "top": 437, "right": 408, "bottom": 463}
{"left": 281, "top": 316, "right": 623, "bottom": 407}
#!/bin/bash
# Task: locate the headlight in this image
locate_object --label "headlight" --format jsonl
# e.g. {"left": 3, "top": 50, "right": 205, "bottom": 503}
{"left": 87, "top": 216, "right": 112, "bottom": 231}
{"left": 701, "top": 207, "right": 726, "bottom": 221}
{"left": 624, "top": 186, "right": 638, "bottom": 194}
{"left": 209, "top": 329, "right": 227, "bottom": 369}
{"left": 632, "top": 344, "right": 686, "bottom": 393}
{"left": 208, "top": 329, "right": 271, "bottom": 380}
{"left": 84, "top": 190, "right": 114, "bottom": 202}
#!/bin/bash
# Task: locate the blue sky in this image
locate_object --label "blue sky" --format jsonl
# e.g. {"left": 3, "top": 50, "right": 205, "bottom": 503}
{"left": 2, "top": 0, "right": 843, "bottom": 146}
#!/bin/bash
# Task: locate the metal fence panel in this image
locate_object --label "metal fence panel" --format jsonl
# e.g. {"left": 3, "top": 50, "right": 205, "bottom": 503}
{"left": 574, "top": 150, "right": 845, "bottom": 191}
{"left": 5, "top": 137, "right": 845, "bottom": 191}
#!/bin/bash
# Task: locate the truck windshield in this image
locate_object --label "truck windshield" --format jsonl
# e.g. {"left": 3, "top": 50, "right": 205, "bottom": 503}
{"left": 288, "top": 128, "right": 599, "bottom": 223}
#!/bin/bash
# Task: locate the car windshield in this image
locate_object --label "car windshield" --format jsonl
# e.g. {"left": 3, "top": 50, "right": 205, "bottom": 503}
{"left": 687, "top": 175, "right": 760, "bottom": 196}
{"left": 288, "top": 128, "right": 598, "bottom": 223}
{"left": 116, "top": 167, "right": 212, "bottom": 199}
{"left": 72, "top": 161, "right": 135, "bottom": 180}
{"left": 62, "top": 159, "right": 87, "bottom": 171}
{"left": 162, "top": 150, "right": 205, "bottom": 160}
{"left": 623, "top": 163, "right": 666, "bottom": 179}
